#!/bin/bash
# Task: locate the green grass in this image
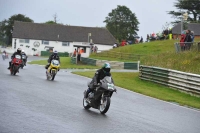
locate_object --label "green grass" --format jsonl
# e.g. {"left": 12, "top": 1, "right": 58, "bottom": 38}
{"left": 72, "top": 71, "right": 200, "bottom": 109}
{"left": 29, "top": 57, "right": 99, "bottom": 69}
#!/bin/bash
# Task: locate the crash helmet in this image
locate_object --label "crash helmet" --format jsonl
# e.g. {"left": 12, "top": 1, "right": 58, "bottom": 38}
{"left": 53, "top": 50, "right": 58, "bottom": 55}
{"left": 102, "top": 62, "right": 111, "bottom": 74}
{"left": 17, "top": 48, "right": 22, "bottom": 53}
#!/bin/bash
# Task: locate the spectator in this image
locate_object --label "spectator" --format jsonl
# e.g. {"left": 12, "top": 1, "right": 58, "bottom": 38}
{"left": 73, "top": 48, "right": 76, "bottom": 57}
{"left": 146, "top": 34, "right": 150, "bottom": 42}
{"left": 140, "top": 36, "right": 143, "bottom": 43}
{"left": 113, "top": 43, "right": 117, "bottom": 48}
{"left": 77, "top": 48, "right": 81, "bottom": 61}
{"left": 94, "top": 46, "right": 98, "bottom": 53}
{"left": 81, "top": 48, "right": 84, "bottom": 53}
{"left": 191, "top": 31, "right": 195, "bottom": 42}
{"left": 184, "top": 30, "right": 192, "bottom": 50}
{"left": 121, "top": 40, "right": 126, "bottom": 46}
{"left": 180, "top": 31, "right": 186, "bottom": 51}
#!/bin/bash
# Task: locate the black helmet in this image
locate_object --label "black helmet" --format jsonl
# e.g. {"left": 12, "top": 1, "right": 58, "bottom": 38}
{"left": 102, "top": 63, "right": 111, "bottom": 74}
{"left": 17, "top": 48, "right": 22, "bottom": 53}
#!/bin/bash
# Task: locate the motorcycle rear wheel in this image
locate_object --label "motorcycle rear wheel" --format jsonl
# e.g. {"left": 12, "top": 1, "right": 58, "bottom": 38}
{"left": 99, "top": 97, "right": 110, "bottom": 114}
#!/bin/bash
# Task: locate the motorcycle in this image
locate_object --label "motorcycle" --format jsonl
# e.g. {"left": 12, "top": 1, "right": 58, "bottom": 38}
{"left": 46, "top": 59, "right": 60, "bottom": 81}
{"left": 2, "top": 53, "right": 6, "bottom": 60}
{"left": 83, "top": 76, "right": 117, "bottom": 114}
{"left": 10, "top": 55, "right": 22, "bottom": 75}
{"left": 21, "top": 54, "right": 27, "bottom": 69}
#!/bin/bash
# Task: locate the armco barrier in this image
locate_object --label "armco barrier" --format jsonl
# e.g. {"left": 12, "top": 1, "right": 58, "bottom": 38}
{"left": 71, "top": 57, "right": 139, "bottom": 70}
{"left": 124, "top": 62, "right": 139, "bottom": 70}
{"left": 81, "top": 57, "right": 97, "bottom": 66}
{"left": 71, "top": 57, "right": 76, "bottom": 64}
{"left": 41, "top": 51, "right": 69, "bottom": 57}
{"left": 139, "top": 65, "right": 200, "bottom": 95}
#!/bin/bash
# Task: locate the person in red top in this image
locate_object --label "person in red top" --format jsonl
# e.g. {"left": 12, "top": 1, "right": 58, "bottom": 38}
{"left": 180, "top": 30, "right": 186, "bottom": 51}
{"left": 121, "top": 40, "right": 126, "bottom": 46}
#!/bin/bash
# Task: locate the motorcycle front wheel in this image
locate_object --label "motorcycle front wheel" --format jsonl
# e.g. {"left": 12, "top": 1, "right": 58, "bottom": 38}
{"left": 99, "top": 97, "right": 110, "bottom": 114}
{"left": 83, "top": 97, "right": 91, "bottom": 109}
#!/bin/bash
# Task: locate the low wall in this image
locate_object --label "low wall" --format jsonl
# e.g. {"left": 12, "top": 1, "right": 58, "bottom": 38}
{"left": 71, "top": 57, "right": 140, "bottom": 70}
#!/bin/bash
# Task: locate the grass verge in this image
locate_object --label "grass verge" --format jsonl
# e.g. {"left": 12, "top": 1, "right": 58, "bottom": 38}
{"left": 72, "top": 71, "right": 200, "bottom": 109}
{"left": 29, "top": 57, "right": 99, "bottom": 69}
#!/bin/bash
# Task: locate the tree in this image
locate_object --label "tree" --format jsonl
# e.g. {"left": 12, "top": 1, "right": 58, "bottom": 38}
{"left": 0, "top": 14, "right": 33, "bottom": 45}
{"left": 104, "top": 5, "right": 139, "bottom": 42}
{"left": 168, "top": 0, "right": 200, "bottom": 24}
{"left": 45, "top": 20, "right": 57, "bottom": 24}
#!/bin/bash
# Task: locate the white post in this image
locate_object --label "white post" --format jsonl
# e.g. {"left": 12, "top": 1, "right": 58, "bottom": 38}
{"left": 137, "top": 61, "right": 140, "bottom": 72}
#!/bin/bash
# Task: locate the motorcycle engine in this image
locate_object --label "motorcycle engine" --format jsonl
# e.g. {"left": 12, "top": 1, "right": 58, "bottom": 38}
{"left": 88, "top": 92, "right": 94, "bottom": 98}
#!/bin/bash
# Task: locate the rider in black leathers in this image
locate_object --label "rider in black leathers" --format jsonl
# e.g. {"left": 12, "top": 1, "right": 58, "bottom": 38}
{"left": 21, "top": 50, "right": 27, "bottom": 66}
{"left": 84, "top": 62, "right": 113, "bottom": 98}
{"left": 7, "top": 48, "right": 22, "bottom": 69}
{"left": 45, "top": 50, "right": 60, "bottom": 69}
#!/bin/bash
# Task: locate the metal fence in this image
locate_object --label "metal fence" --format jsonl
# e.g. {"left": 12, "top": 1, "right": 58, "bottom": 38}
{"left": 174, "top": 42, "right": 200, "bottom": 53}
{"left": 93, "top": 51, "right": 143, "bottom": 61}
{"left": 139, "top": 65, "right": 200, "bottom": 95}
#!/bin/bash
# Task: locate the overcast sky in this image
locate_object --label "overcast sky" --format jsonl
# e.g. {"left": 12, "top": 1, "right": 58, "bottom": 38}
{"left": 0, "top": 0, "right": 177, "bottom": 41}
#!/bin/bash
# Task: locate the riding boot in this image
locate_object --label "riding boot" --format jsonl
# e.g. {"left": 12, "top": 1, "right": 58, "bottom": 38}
{"left": 84, "top": 88, "right": 91, "bottom": 98}
{"left": 7, "top": 62, "right": 11, "bottom": 69}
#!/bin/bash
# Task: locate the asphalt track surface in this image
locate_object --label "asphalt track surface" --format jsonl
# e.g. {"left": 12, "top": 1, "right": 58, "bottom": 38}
{"left": 0, "top": 56, "right": 200, "bottom": 133}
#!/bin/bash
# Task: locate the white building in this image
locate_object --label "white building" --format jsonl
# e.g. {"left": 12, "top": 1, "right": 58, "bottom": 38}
{"left": 12, "top": 21, "right": 117, "bottom": 57}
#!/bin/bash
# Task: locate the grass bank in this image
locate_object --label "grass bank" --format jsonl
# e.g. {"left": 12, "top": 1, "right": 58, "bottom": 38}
{"left": 72, "top": 71, "right": 200, "bottom": 109}
{"left": 90, "top": 39, "right": 200, "bottom": 74}
{"left": 29, "top": 57, "right": 99, "bottom": 69}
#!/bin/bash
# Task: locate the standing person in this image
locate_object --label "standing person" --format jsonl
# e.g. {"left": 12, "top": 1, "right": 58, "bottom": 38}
{"left": 113, "top": 43, "right": 117, "bottom": 48}
{"left": 180, "top": 31, "right": 186, "bottom": 51}
{"left": 73, "top": 48, "right": 76, "bottom": 57}
{"left": 94, "top": 46, "right": 98, "bottom": 53}
{"left": 191, "top": 31, "right": 195, "bottom": 42}
{"left": 140, "top": 36, "right": 143, "bottom": 43}
{"left": 184, "top": 30, "right": 192, "bottom": 50}
{"left": 147, "top": 34, "right": 150, "bottom": 42}
{"left": 77, "top": 48, "right": 81, "bottom": 61}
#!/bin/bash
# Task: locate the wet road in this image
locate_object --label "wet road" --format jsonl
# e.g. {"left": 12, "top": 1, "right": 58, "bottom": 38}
{"left": 0, "top": 56, "right": 200, "bottom": 133}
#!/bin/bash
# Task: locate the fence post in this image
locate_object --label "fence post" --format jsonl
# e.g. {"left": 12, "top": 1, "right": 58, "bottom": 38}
{"left": 137, "top": 61, "right": 140, "bottom": 72}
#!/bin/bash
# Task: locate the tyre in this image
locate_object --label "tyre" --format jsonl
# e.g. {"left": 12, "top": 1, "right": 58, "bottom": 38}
{"left": 83, "top": 98, "right": 91, "bottom": 109}
{"left": 10, "top": 66, "right": 14, "bottom": 75}
{"left": 99, "top": 97, "right": 111, "bottom": 114}
{"left": 13, "top": 71, "right": 17, "bottom": 75}
{"left": 51, "top": 74, "right": 55, "bottom": 81}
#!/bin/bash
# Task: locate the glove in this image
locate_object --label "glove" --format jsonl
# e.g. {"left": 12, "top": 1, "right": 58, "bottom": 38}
{"left": 93, "top": 82, "right": 97, "bottom": 87}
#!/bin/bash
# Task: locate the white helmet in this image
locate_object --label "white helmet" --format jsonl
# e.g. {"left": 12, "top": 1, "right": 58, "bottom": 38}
{"left": 22, "top": 50, "right": 25, "bottom": 53}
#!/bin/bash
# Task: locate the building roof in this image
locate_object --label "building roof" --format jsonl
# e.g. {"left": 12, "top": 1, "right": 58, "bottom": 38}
{"left": 172, "top": 23, "right": 200, "bottom": 35}
{"left": 13, "top": 21, "right": 117, "bottom": 45}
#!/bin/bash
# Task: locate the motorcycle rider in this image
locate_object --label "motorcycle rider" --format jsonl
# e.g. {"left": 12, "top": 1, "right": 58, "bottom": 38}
{"left": 3, "top": 50, "right": 6, "bottom": 54}
{"left": 84, "top": 62, "right": 113, "bottom": 98}
{"left": 7, "top": 48, "right": 22, "bottom": 69}
{"left": 21, "top": 50, "right": 27, "bottom": 66}
{"left": 45, "top": 50, "right": 60, "bottom": 70}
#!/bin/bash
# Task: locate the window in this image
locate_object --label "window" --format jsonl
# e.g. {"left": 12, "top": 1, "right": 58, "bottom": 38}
{"left": 19, "top": 39, "right": 29, "bottom": 43}
{"left": 42, "top": 40, "right": 49, "bottom": 45}
{"left": 62, "top": 42, "right": 70, "bottom": 46}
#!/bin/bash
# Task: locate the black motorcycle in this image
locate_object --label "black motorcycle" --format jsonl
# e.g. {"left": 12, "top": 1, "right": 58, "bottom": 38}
{"left": 83, "top": 76, "right": 117, "bottom": 114}
{"left": 21, "top": 54, "right": 27, "bottom": 69}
